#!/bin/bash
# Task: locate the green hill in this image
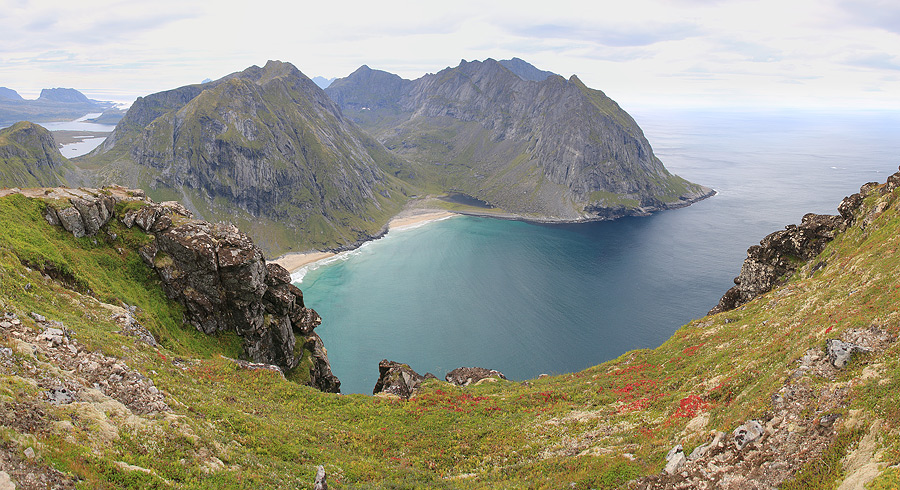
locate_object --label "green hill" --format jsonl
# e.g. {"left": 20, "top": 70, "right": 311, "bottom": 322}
{"left": 0, "top": 169, "right": 898, "bottom": 486}
{"left": 0, "top": 121, "right": 75, "bottom": 187}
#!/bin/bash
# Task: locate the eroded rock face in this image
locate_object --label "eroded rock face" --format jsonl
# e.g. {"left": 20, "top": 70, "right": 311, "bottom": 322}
{"left": 710, "top": 168, "right": 900, "bottom": 315}
{"left": 35, "top": 186, "right": 340, "bottom": 392}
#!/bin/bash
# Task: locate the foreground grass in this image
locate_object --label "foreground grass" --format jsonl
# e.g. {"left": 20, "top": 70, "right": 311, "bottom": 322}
{"left": 0, "top": 184, "right": 898, "bottom": 488}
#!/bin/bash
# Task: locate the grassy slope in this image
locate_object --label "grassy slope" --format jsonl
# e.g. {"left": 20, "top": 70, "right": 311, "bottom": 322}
{"left": 0, "top": 183, "right": 899, "bottom": 488}
{"left": 0, "top": 122, "right": 74, "bottom": 187}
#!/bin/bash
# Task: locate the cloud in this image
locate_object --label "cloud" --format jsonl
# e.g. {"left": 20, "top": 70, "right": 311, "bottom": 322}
{"left": 845, "top": 52, "right": 900, "bottom": 71}
{"left": 838, "top": 0, "right": 900, "bottom": 34}
{"left": 504, "top": 21, "right": 702, "bottom": 47}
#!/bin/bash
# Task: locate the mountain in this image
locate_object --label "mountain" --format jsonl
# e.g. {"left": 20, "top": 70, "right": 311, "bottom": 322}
{"left": 498, "top": 57, "right": 556, "bottom": 81}
{"left": 0, "top": 165, "right": 898, "bottom": 487}
{"left": 0, "top": 87, "right": 116, "bottom": 126}
{"left": 83, "top": 60, "right": 412, "bottom": 256}
{"left": 0, "top": 121, "right": 75, "bottom": 186}
{"left": 38, "top": 87, "right": 94, "bottom": 104}
{"left": 326, "top": 58, "right": 713, "bottom": 221}
{"left": 0, "top": 87, "right": 23, "bottom": 101}
{"left": 311, "top": 76, "right": 336, "bottom": 89}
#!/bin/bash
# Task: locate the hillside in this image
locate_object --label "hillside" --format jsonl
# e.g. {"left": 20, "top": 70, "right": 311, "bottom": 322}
{"left": 0, "top": 121, "right": 75, "bottom": 187}
{"left": 326, "top": 58, "right": 713, "bottom": 221}
{"left": 0, "top": 169, "right": 898, "bottom": 486}
{"left": 82, "top": 60, "right": 413, "bottom": 256}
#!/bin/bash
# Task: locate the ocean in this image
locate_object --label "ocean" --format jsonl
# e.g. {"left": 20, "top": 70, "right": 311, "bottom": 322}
{"left": 297, "top": 109, "right": 900, "bottom": 394}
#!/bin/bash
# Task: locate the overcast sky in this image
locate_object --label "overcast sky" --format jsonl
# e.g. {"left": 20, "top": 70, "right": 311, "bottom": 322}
{"left": 2, "top": 0, "right": 899, "bottom": 109}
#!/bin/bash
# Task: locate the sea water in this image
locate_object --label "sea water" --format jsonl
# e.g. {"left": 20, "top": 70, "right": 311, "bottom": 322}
{"left": 298, "top": 109, "right": 900, "bottom": 394}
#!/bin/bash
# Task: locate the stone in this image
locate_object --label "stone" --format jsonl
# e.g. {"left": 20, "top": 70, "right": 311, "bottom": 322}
{"left": 733, "top": 420, "right": 764, "bottom": 450}
{"left": 445, "top": 366, "right": 507, "bottom": 386}
{"left": 314, "top": 465, "right": 328, "bottom": 490}
{"left": 48, "top": 387, "right": 74, "bottom": 405}
{"left": 373, "top": 360, "right": 425, "bottom": 398}
{"left": 0, "top": 470, "right": 13, "bottom": 490}
{"left": 826, "top": 339, "right": 870, "bottom": 369}
{"left": 24, "top": 446, "right": 35, "bottom": 459}
{"left": 665, "top": 445, "right": 685, "bottom": 474}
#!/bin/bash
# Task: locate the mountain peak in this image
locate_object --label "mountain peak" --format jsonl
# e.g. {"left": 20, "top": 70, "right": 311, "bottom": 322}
{"left": 0, "top": 87, "right": 23, "bottom": 101}
{"left": 498, "top": 58, "right": 557, "bottom": 82}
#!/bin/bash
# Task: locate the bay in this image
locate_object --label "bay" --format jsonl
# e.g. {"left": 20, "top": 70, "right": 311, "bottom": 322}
{"left": 299, "top": 109, "right": 900, "bottom": 394}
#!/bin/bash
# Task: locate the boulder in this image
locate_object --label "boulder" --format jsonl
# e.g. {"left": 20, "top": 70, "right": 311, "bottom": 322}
{"left": 733, "top": 420, "right": 764, "bottom": 450}
{"left": 373, "top": 360, "right": 425, "bottom": 398}
{"left": 445, "top": 366, "right": 507, "bottom": 386}
{"left": 664, "top": 445, "right": 685, "bottom": 475}
{"left": 826, "top": 339, "right": 870, "bottom": 369}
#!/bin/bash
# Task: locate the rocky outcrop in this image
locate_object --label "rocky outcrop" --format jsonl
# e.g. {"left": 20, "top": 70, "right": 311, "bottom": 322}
{"left": 372, "top": 360, "right": 426, "bottom": 398}
{"left": 710, "top": 168, "right": 900, "bottom": 314}
{"left": 32, "top": 186, "right": 340, "bottom": 392}
{"left": 327, "top": 58, "right": 713, "bottom": 220}
{"left": 445, "top": 366, "right": 507, "bottom": 386}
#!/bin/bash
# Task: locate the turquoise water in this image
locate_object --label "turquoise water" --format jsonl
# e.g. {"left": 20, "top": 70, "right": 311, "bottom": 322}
{"left": 298, "top": 109, "right": 900, "bottom": 394}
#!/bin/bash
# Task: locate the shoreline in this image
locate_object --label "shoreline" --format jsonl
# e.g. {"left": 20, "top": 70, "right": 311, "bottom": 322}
{"left": 271, "top": 209, "right": 460, "bottom": 274}
{"left": 270, "top": 189, "right": 717, "bottom": 274}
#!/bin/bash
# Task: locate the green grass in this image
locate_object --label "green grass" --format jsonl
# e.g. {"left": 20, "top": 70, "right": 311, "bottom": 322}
{"left": 1, "top": 183, "right": 899, "bottom": 488}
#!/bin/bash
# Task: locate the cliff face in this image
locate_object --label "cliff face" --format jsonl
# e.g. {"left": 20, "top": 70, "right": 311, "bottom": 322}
{"left": 0, "top": 121, "right": 74, "bottom": 187}
{"left": 87, "top": 60, "right": 410, "bottom": 255}
{"left": 34, "top": 186, "right": 339, "bottom": 392}
{"left": 326, "top": 58, "right": 712, "bottom": 220}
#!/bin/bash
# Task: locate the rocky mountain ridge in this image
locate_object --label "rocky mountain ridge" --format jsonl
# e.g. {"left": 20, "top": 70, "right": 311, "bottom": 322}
{"left": 326, "top": 58, "right": 713, "bottom": 220}
{"left": 85, "top": 60, "right": 411, "bottom": 256}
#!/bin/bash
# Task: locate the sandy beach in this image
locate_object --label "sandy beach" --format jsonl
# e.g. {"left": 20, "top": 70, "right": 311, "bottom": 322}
{"left": 270, "top": 251, "right": 336, "bottom": 273}
{"left": 388, "top": 210, "right": 457, "bottom": 230}
{"left": 271, "top": 209, "right": 458, "bottom": 274}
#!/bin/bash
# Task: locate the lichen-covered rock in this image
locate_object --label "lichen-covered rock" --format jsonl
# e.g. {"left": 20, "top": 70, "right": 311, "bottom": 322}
{"left": 373, "top": 360, "right": 425, "bottom": 398}
{"left": 445, "top": 366, "right": 507, "bottom": 386}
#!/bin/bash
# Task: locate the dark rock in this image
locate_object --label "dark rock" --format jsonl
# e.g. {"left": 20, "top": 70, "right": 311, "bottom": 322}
{"left": 826, "top": 339, "right": 870, "bottom": 369}
{"left": 445, "top": 366, "right": 507, "bottom": 386}
{"left": 373, "top": 360, "right": 425, "bottom": 398}
{"left": 302, "top": 333, "right": 340, "bottom": 393}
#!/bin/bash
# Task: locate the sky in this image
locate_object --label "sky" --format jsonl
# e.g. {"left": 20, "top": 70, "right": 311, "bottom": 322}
{"left": 2, "top": 0, "right": 900, "bottom": 110}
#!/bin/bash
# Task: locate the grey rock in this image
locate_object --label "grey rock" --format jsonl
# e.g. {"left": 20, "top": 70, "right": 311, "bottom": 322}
{"left": 826, "top": 339, "right": 870, "bottom": 369}
{"left": 688, "top": 431, "right": 724, "bottom": 461}
{"left": 445, "top": 366, "right": 507, "bottom": 386}
{"left": 373, "top": 360, "right": 425, "bottom": 398}
{"left": 314, "top": 465, "right": 328, "bottom": 490}
{"left": 48, "top": 387, "right": 74, "bottom": 405}
{"left": 733, "top": 420, "right": 764, "bottom": 450}
{"left": 664, "top": 445, "right": 685, "bottom": 474}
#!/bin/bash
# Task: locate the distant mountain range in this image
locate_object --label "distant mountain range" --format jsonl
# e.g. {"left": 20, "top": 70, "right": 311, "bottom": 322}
{"left": 0, "top": 86, "right": 119, "bottom": 126}
{"left": 326, "top": 58, "right": 712, "bottom": 220}
{"left": 312, "top": 76, "right": 336, "bottom": 89}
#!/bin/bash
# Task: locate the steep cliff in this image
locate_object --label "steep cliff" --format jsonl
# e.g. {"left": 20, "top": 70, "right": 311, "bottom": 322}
{"left": 326, "top": 58, "right": 713, "bottom": 220}
{"left": 0, "top": 121, "right": 74, "bottom": 187}
{"left": 85, "top": 60, "right": 411, "bottom": 256}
